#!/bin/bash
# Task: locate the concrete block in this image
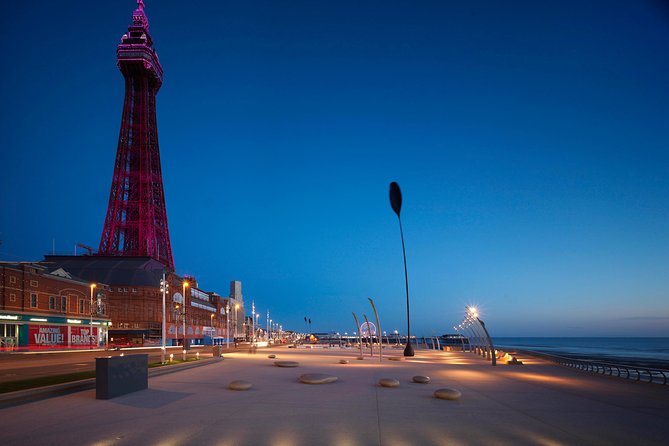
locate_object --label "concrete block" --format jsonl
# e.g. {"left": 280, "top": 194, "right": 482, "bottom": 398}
{"left": 96, "top": 354, "right": 148, "bottom": 400}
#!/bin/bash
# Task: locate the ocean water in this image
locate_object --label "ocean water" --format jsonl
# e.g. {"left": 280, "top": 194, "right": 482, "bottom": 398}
{"left": 493, "top": 337, "right": 669, "bottom": 367}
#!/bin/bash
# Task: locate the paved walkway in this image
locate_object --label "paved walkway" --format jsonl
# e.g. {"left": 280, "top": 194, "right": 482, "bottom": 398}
{"left": 1, "top": 346, "right": 668, "bottom": 445}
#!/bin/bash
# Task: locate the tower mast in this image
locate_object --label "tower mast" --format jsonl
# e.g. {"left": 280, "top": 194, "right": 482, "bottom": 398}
{"left": 99, "top": 1, "right": 174, "bottom": 270}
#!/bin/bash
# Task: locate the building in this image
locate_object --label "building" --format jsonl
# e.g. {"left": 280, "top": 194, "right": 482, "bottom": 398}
{"left": 0, "top": 262, "right": 110, "bottom": 351}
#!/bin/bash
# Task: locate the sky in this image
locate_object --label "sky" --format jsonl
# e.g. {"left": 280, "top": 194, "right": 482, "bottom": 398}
{"left": 1, "top": 1, "right": 668, "bottom": 337}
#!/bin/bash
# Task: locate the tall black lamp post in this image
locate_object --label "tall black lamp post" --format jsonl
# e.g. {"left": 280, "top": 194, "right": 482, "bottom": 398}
{"left": 389, "top": 182, "right": 414, "bottom": 357}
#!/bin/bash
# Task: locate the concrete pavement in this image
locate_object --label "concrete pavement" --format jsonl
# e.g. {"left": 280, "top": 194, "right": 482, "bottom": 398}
{"left": 1, "top": 346, "right": 668, "bottom": 445}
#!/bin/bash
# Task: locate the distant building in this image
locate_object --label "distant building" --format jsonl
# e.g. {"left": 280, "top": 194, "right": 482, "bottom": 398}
{"left": 42, "top": 255, "right": 229, "bottom": 347}
{"left": 0, "top": 262, "right": 110, "bottom": 351}
{"left": 228, "top": 281, "right": 245, "bottom": 338}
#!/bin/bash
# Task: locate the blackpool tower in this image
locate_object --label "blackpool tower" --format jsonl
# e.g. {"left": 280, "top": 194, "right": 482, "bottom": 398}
{"left": 99, "top": 0, "right": 175, "bottom": 270}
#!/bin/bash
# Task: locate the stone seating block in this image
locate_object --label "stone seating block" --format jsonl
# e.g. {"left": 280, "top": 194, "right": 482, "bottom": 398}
{"left": 274, "top": 361, "right": 299, "bottom": 367}
{"left": 299, "top": 373, "right": 338, "bottom": 384}
{"left": 412, "top": 375, "right": 430, "bottom": 384}
{"left": 434, "top": 388, "right": 461, "bottom": 400}
{"left": 96, "top": 354, "right": 148, "bottom": 400}
{"left": 378, "top": 378, "right": 400, "bottom": 388}
{"left": 229, "top": 380, "right": 252, "bottom": 390}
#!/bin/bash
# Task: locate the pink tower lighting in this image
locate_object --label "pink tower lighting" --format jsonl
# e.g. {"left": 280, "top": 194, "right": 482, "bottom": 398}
{"left": 98, "top": 1, "right": 175, "bottom": 270}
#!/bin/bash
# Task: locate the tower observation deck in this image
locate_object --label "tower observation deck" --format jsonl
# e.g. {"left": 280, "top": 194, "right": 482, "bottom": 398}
{"left": 99, "top": 0, "right": 174, "bottom": 270}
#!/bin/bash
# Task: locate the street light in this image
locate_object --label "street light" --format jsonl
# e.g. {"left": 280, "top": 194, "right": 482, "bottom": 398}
{"left": 182, "top": 281, "right": 189, "bottom": 350}
{"left": 389, "top": 181, "right": 414, "bottom": 357}
{"left": 160, "top": 274, "right": 169, "bottom": 362}
{"left": 174, "top": 304, "right": 180, "bottom": 345}
{"left": 467, "top": 306, "right": 496, "bottom": 366}
{"left": 255, "top": 313, "right": 260, "bottom": 341}
{"left": 90, "top": 283, "right": 96, "bottom": 349}
{"left": 225, "top": 301, "right": 230, "bottom": 349}
{"left": 234, "top": 304, "right": 239, "bottom": 338}
{"left": 210, "top": 313, "right": 215, "bottom": 344}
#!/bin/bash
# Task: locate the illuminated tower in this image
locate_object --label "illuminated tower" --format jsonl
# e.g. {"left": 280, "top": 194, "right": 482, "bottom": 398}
{"left": 99, "top": 0, "right": 174, "bottom": 270}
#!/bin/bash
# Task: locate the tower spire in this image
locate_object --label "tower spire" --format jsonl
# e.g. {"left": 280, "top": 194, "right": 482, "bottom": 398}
{"left": 98, "top": 1, "right": 174, "bottom": 270}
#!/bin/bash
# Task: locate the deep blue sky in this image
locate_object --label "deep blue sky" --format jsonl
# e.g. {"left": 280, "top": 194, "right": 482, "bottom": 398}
{"left": 2, "top": 1, "right": 668, "bottom": 336}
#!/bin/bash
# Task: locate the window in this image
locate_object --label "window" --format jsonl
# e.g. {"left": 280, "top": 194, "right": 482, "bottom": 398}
{"left": 30, "top": 280, "right": 38, "bottom": 287}
{"left": 79, "top": 299, "right": 85, "bottom": 313}
{"left": 31, "top": 293, "right": 38, "bottom": 307}
{"left": 9, "top": 276, "right": 16, "bottom": 284}
{"left": 132, "top": 288, "right": 137, "bottom": 293}
{"left": 61, "top": 296, "right": 67, "bottom": 312}
{"left": 9, "top": 293, "right": 16, "bottom": 302}
{"left": 49, "top": 296, "right": 56, "bottom": 310}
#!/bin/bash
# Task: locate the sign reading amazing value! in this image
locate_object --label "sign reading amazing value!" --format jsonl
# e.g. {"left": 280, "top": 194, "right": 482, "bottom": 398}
{"left": 29, "top": 325, "right": 67, "bottom": 347}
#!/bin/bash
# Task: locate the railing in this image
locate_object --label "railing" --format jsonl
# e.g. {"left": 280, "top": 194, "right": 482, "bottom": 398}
{"left": 514, "top": 349, "right": 669, "bottom": 385}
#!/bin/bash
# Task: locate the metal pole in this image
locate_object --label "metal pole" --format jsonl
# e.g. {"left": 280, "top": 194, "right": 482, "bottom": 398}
{"left": 368, "top": 297, "right": 382, "bottom": 362}
{"left": 463, "top": 322, "right": 481, "bottom": 354}
{"left": 182, "top": 281, "right": 188, "bottom": 357}
{"left": 477, "top": 317, "right": 497, "bottom": 366}
{"left": 161, "top": 272, "right": 167, "bottom": 362}
{"left": 467, "top": 320, "right": 485, "bottom": 356}
{"left": 468, "top": 317, "right": 489, "bottom": 359}
{"left": 90, "top": 284, "right": 96, "bottom": 349}
{"left": 352, "top": 312, "right": 363, "bottom": 358}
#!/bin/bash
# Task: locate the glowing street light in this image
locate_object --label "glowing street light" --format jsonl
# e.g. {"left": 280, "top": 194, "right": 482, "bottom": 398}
{"left": 89, "top": 283, "right": 96, "bottom": 349}
{"left": 160, "top": 274, "right": 169, "bottom": 362}
{"left": 182, "top": 281, "right": 189, "bottom": 349}
{"left": 465, "top": 306, "right": 496, "bottom": 366}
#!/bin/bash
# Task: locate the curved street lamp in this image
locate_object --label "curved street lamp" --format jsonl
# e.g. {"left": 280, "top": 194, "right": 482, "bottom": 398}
{"left": 389, "top": 181, "right": 414, "bottom": 357}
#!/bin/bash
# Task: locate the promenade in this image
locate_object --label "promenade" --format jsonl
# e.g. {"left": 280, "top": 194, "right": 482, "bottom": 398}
{"left": 1, "top": 346, "right": 668, "bottom": 445}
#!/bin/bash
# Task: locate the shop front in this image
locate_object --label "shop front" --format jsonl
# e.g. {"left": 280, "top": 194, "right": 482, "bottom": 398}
{"left": 0, "top": 313, "right": 110, "bottom": 351}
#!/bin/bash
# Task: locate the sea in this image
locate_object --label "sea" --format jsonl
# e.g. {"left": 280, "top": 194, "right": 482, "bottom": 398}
{"left": 493, "top": 337, "right": 669, "bottom": 369}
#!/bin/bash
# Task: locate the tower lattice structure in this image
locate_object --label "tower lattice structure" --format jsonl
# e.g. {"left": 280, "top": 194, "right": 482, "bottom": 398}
{"left": 99, "top": 1, "right": 174, "bottom": 270}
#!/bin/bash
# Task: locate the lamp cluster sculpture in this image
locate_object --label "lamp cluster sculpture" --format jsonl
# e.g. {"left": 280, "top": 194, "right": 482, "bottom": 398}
{"left": 455, "top": 306, "right": 496, "bottom": 366}
{"left": 389, "top": 182, "right": 414, "bottom": 357}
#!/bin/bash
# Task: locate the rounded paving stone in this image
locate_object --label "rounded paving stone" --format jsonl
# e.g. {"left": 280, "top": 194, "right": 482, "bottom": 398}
{"left": 388, "top": 357, "right": 403, "bottom": 361}
{"left": 378, "top": 378, "right": 400, "bottom": 388}
{"left": 356, "top": 357, "right": 364, "bottom": 360}
{"left": 268, "top": 354, "right": 276, "bottom": 359}
{"left": 412, "top": 375, "right": 430, "bottom": 384}
{"left": 228, "top": 380, "right": 252, "bottom": 391}
{"left": 274, "top": 361, "right": 299, "bottom": 367}
{"left": 339, "top": 359, "right": 349, "bottom": 364}
{"left": 299, "top": 373, "right": 338, "bottom": 384}
{"left": 434, "top": 388, "right": 461, "bottom": 400}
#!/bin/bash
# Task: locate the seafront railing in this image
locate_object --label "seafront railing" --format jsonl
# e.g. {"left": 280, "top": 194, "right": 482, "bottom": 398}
{"left": 515, "top": 349, "right": 669, "bottom": 385}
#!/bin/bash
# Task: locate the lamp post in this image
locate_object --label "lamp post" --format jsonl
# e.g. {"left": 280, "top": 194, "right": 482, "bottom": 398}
{"left": 160, "top": 273, "right": 169, "bottom": 362}
{"left": 234, "top": 303, "right": 239, "bottom": 338}
{"left": 89, "top": 283, "right": 96, "bottom": 349}
{"left": 174, "top": 304, "right": 180, "bottom": 346}
{"left": 454, "top": 326, "right": 466, "bottom": 352}
{"left": 226, "top": 302, "right": 230, "bottom": 349}
{"left": 210, "top": 313, "right": 215, "bottom": 344}
{"left": 466, "top": 306, "right": 496, "bottom": 366}
{"left": 182, "top": 281, "right": 189, "bottom": 350}
{"left": 255, "top": 313, "right": 260, "bottom": 341}
{"left": 389, "top": 182, "right": 413, "bottom": 357}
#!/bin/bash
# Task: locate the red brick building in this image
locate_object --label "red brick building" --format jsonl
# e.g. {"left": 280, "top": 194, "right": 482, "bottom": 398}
{"left": 42, "top": 256, "right": 243, "bottom": 347}
{"left": 0, "top": 262, "right": 110, "bottom": 351}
